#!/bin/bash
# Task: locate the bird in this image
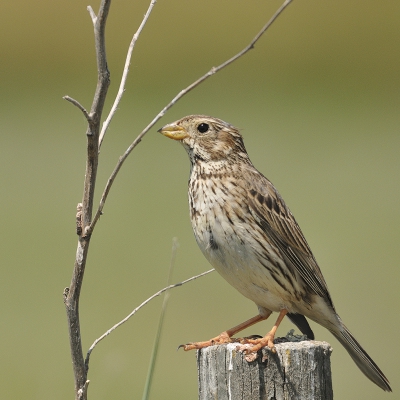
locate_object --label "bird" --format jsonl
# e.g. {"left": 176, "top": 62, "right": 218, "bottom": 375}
{"left": 158, "top": 115, "right": 391, "bottom": 392}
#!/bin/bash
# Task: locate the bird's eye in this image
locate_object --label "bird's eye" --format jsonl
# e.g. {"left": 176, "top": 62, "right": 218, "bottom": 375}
{"left": 197, "top": 123, "right": 209, "bottom": 133}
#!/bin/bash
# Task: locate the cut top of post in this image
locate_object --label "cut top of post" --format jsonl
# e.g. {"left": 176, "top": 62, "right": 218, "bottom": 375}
{"left": 197, "top": 341, "right": 333, "bottom": 400}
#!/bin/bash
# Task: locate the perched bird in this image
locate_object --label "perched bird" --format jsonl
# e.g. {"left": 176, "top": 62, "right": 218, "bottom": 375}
{"left": 158, "top": 115, "right": 391, "bottom": 392}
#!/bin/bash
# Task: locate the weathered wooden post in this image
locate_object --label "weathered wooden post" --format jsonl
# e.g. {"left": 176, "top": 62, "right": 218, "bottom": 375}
{"left": 197, "top": 341, "right": 333, "bottom": 400}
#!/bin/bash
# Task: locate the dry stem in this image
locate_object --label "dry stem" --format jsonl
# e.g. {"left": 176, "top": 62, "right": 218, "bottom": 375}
{"left": 85, "top": 269, "right": 215, "bottom": 368}
{"left": 99, "top": 0, "right": 157, "bottom": 148}
{"left": 64, "top": 1, "right": 111, "bottom": 399}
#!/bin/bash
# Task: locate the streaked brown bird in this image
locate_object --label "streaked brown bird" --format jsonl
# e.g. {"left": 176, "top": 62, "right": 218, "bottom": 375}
{"left": 158, "top": 115, "right": 391, "bottom": 392}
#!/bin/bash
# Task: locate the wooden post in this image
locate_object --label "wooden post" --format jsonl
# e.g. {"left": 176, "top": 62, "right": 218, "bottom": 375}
{"left": 197, "top": 341, "right": 333, "bottom": 400}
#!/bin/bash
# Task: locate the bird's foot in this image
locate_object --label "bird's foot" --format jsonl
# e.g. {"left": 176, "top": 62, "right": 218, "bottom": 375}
{"left": 178, "top": 331, "right": 232, "bottom": 351}
{"left": 244, "top": 333, "right": 276, "bottom": 352}
{"left": 232, "top": 334, "right": 276, "bottom": 362}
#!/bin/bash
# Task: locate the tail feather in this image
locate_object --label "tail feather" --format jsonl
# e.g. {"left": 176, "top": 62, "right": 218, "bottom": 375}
{"left": 287, "top": 313, "right": 314, "bottom": 340}
{"left": 331, "top": 319, "right": 391, "bottom": 392}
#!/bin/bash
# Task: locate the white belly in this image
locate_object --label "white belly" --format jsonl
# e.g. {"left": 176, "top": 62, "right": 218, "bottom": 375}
{"left": 193, "top": 210, "right": 301, "bottom": 313}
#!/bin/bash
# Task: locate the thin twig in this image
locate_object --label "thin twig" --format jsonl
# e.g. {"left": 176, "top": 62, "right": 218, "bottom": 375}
{"left": 99, "top": 0, "right": 157, "bottom": 148}
{"left": 87, "top": 0, "right": 293, "bottom": 234}
{"left": 85, "top": 268, "right": 215, "bottom": 368}
{"left": 87, "top": 6, "right": 97, "bottom": 25}
{"left": 63, "top": 96, "right": 92, "bottom": 123}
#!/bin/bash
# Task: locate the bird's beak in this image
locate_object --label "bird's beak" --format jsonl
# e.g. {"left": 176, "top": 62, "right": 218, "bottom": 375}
{"left": 158, "top": 123, "right": 189, "bottom": 140}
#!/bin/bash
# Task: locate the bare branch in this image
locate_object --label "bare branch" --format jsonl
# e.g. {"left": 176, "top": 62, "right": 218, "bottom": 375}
{"left": 65, "top": 1, "right": 111, "bottom": 399}
{"left": 216, "top": 0, "right": 293, "bottom": 71}
{"left": 87, "top": 6, "right": 97, "bottom": 25}
{"left": 85, "top": 269, "right": 215, "bottom": 368}
{"left": 88, "top": 0, "right": 293, "bottom": 233}
{"left": 63, "top": 96, "right": 91, "bottom": 123}
{"left": 77, "top": 380, "right": 90, "bottom": 400}
{"left": 99, "top": 0, "right": 157, "bottom": 148}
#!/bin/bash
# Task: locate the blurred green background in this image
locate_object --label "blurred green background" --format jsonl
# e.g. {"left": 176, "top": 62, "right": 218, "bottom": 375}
{"left": 1, "top": 0, "right": 399, "bottom": 398}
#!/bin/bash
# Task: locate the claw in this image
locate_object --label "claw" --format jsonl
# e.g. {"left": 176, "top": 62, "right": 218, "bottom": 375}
{"left": 238, "top": 334, "right": 276, "bottom": 354}
{"left": 177, "top": 332, "right": 233, "bottom": 351}
{"left": 177, "top": 343, "right": 197, "bottom": 351}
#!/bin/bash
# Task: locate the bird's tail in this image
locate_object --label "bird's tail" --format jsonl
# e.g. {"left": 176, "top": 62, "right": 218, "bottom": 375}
{"left": 330, "top": 318, "right": 391, "bottom": 392}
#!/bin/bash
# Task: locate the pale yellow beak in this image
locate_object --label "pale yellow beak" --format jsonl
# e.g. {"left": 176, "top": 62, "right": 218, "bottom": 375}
{"left": 158, "top": 123, "right": 189, "bottom": 140}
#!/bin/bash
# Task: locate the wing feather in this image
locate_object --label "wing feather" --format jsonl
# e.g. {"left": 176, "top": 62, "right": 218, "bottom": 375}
{"left": 246, "top": 169, "right": 333, "bottom": 307}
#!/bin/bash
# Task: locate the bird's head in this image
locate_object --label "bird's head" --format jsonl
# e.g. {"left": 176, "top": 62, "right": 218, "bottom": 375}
{"left": 158, "top": 115, "right": 250, "bottom": 165}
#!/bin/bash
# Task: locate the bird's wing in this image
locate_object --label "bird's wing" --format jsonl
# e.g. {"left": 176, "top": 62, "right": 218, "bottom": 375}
{"left": 246, "top": 170, "right": 333, "bottom": 306}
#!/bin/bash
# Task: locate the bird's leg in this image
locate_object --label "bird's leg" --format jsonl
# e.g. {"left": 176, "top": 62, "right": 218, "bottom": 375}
{"left": 181, "top": 312, "right": 271, "bottom": 351}
{"left": 244, "top": 309, "right": 288, "bottom": 353}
